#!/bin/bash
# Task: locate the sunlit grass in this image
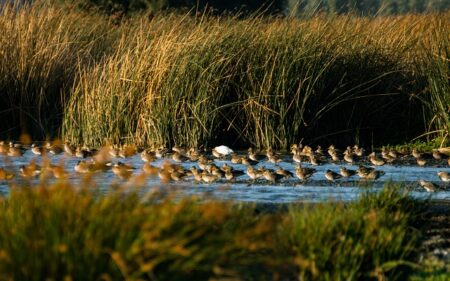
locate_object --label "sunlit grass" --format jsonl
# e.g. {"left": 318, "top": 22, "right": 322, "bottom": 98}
{"left": 0, "top": 3, "right": 448, "bottom": 149}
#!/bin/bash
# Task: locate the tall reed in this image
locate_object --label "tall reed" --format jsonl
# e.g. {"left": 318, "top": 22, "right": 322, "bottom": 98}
{"left": 0, "top": 3, "right": 448, "bottom": 148}
{"left": 0, "top": 3, "right": 117, "bottom": 139}
{"left": 0, "top": 181, "right": 421, "bottom": 280}
{"left": 63, "top": 12, "right": 447, "bottom": 148}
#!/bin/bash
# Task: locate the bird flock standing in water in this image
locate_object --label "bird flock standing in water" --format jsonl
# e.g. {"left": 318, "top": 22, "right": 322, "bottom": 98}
{"left": 0, "top": 140, "right": 449, "bottom": 192}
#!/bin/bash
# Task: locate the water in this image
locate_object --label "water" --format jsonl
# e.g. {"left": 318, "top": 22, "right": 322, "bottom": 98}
{"left": 1, "top": 150, "right": 449, "bottom": 203}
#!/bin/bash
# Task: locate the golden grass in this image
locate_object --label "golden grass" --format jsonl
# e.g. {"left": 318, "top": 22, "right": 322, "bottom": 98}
{"left": 0, "top": 3, "right": 448, "bottom": 148}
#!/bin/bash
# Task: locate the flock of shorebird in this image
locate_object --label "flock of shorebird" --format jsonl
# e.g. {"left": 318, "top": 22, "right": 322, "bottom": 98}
{"left": 0, "top": 140, "right": 449, "bottom": 192}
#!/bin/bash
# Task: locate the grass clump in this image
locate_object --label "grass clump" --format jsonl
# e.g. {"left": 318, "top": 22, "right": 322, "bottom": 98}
{"left": 280, "top": 183, "right": 420, "bottom": 280}
{"left": 0, "top": 181, "right": 426, "bottom": 280}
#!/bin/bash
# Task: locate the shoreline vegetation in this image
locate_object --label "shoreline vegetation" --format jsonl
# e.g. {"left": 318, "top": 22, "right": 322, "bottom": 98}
{"left": 0, "top": 3, "right": 448, "bottom": 149}
{"left": 0, "top": 181, "right": 443, "bottom": 280}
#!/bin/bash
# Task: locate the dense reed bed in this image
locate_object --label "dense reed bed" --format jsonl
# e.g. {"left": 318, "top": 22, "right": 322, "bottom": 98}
{"left": 0, "top": 181, "right": 425, "bottom": 280}
{"left": 0, "top": 3, "right": 448, "bottom": 148}
{"left": 0, "top": 3, "right": 120, "bottom": 139}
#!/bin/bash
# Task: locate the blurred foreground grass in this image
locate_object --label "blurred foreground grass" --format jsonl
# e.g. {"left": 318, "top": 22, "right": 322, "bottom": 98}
{"left": 0, "top": 181, "right": 443, "bottom": 280}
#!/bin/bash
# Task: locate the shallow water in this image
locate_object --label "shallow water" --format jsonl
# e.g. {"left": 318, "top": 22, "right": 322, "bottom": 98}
{"left": 1, "top": 150, "right": 449, "bottom": 203}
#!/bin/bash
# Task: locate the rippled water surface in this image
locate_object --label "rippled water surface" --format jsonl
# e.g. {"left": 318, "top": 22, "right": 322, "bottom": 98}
{"left": 1, "top": 150, "right": 449, "bottom": 203}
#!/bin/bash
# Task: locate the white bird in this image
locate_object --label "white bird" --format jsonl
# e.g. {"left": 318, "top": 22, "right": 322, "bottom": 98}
{"left": 212, "top": 145, "right": 234, "bottom": 158}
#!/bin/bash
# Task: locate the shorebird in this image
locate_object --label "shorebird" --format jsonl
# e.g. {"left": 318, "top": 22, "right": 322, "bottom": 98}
{"left": 172, "top": 152, "right": 188, "bottom": 163}
{"left": 437, "top": 171, "right": 450, "bottom": 182}
{"left": 411, "top": 148, "right": 423, "bottom": 159}
{"left": 198, "top": 155, "right": 213, "bottom": 171}
{"left": 275, "top": 167, "right": 293, "bottom": 178}
{"left": 353, "top": 145, "right": 365, "bottom": 157}
{"left": 325, "top": 170, "right": 341, "bottom": 181}
{"left": 343, "top": 148, "right": 354, "bottom": 164}
{"left": 141, "top": 150, "right": 156, "bottom": 162}
{"left": 419, "top": 180, "right": 437, "bottom": 192}
{"left": 357, "top": 165, "right": 374, "bottom": 174}
{"left": 75, "top": 146, "right": 93, "bottom": 158}
{"left": 108, "top": 145, "right": 120, "bottom": 158}
{"left": 187, "top": 148, "right": 200, "bottom": 161}
{"left": 31, "top": 143, "right": 44, "bottom": 156}
{"left": 201, "top": 172, "right": 220, "bottom": 183}
{"left": 223, "top": 166, "right": 244, "bottom": 181}
{"left": 118, "top": 145, "right": 136, "bottom": 158}
{"left": 302, "top": 145, "right": 313, "bottom": 157}
{"left": 225, "top": 170, "right": 235, "bottom": 181}
{"left": 339, "top": 167, "right": 355, "bottom": 178}
{"left": 364, "top": 170, "right": 385, "bottom": 180}
{"left": 64, "top": 141, "right": 76, "bottom": 156}
{"left": 416, "top": 158, "right": 426, "bottom": 167}
{"left": 212, "top": 145, "right": 233, "bottom": 158}
{"left": 356, "top": 165, "right": 384, "bottom": 179}
{"left": 432, "top": 150, "right": 443, "bottom": 160}
{"left": 158, "top": 169, "right": 172, "bottom": 182}
{"left": 221, "top": 163, "right": 232, "bottom": 173}
{"left": 388, "top": 149, "right": 399, "bottom": 159}
{"left": 381, "top": 148, "right": 396, "bottom": 163}
{"left": 291, "top": 144, "right": 302, "bottom": 163}
{"left": 292, "top": 151, "right": 302, "bottom": 163}
{"left": 172, "top": 145, "right": 186, "bottom": 155}
{"left": 74, "top": 160, "right": 93, "bottom": 173}
{"left": 0, "top": 141, "right": 8, "bottom": 154}
{"left": 265, "top": 147, "right": 282, "bottom": 163}
{"left": 241, "top": 157, "right": 258, "bottom": 166}
{"left": 247, "top": 148, "right": 263, "bottom": 162}
{"left": 309, "top": 154, "right": 321, "bottom": 166}
{"left": 295, "top": 165, "right": 316, "bottom": 181}
{"left": 210, "top": 166, "right": 224, "bottom": 178}
{"left": 7, "top": 142, "right": 24, "bottom": 157}
{"left": 328, "top": 146, "right": 340, "bottom": 162}
{"left": 356, "top": 165, "right": 375, "bottom": 179}
{"left": 230, "top": 154, "right": 242, "bottom": 164}
{"left": 315, "top": 145, "right": 324, "bottom": 156}
{"left": 246, "top": 166, "right": 262, "bottom": 181}
{"left": 290, "top": 144, "right": 301, "bottom": 154}
{"left": 263, "top": 170, "right": 283, "bottom": 184}
{"left": 45, "top": 141, "right": 63, "bottom": 155}
{"left": 155, "top": 146, "right": 168, "bottom": 158}
{"left": 51, "top": 165, "right": 69, "bottom": 179}
{"left": 0, "top": 167, "right": 14, "bottom": 180}
{"left": 368, "top": 152, "right": 385, "bottom": 166}
{"left": 142, "top": 163, "right": 159, "bottom": 176}
{"left": 19, "top": 160, "right": 41, "bottom": 178}
{"left": 170, "top": 171, "right": 185, "bottom": 181}
{"left": 190, "top": 167, "right": 203, "bottom": 182}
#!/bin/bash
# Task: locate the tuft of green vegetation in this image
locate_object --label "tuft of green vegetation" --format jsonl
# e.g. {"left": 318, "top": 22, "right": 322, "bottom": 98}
{"left": 0, "top": 181, "right": 432, "bottom": 280}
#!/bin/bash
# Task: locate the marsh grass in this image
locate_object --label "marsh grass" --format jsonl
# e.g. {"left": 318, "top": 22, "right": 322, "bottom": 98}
{"left": 62, "top": 12, "right": 449, "bottom": 149}
{"left": 0, "top": 180, "right": 424, "bottom": 280}
{"left": 0, "top": 3, "right": 119, "bottom": 140}
{"left": 0, "top": 2, "right": 448, "bottom": 149}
